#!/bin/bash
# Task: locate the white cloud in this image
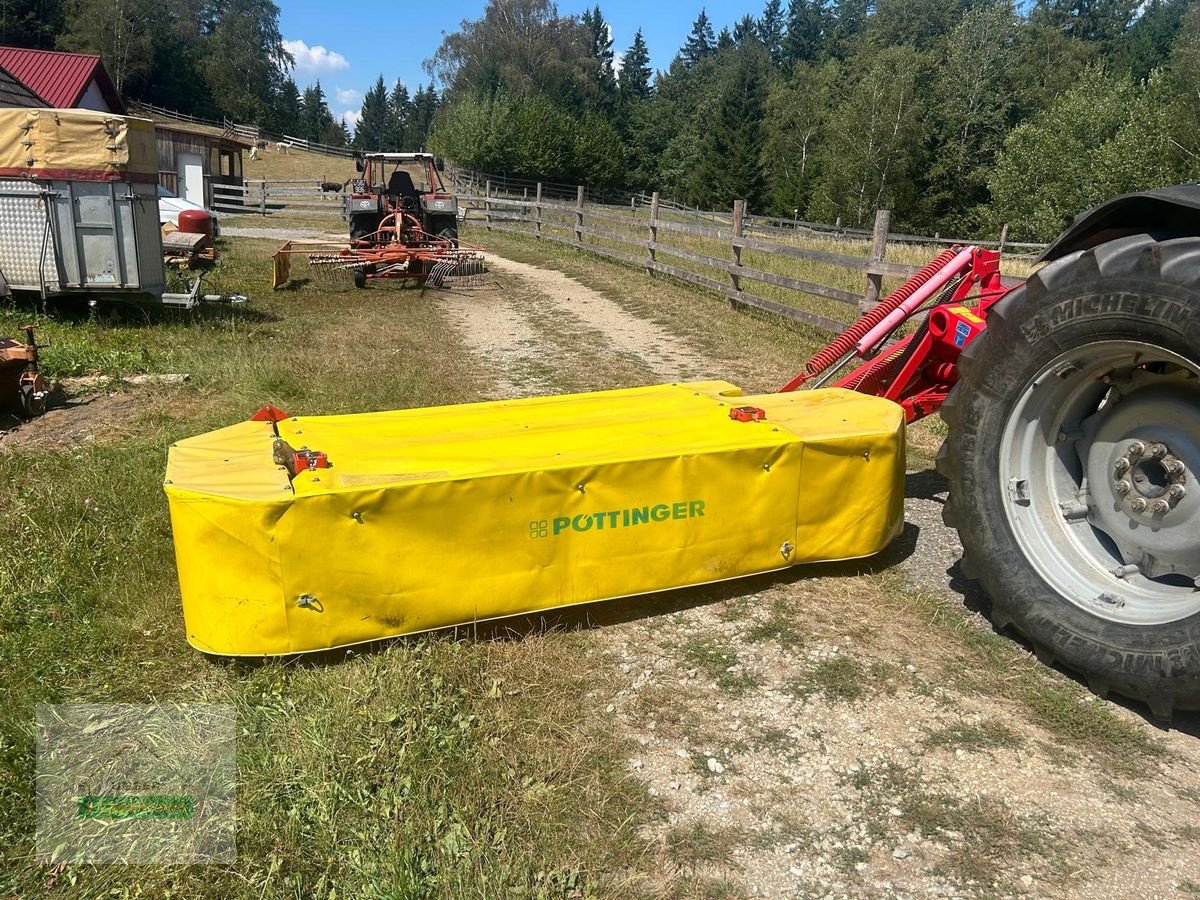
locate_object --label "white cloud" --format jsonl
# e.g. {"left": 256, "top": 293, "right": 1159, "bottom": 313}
{"left": 613, "top": 50, "right": 625, "bottom": 75}
{"left": 335, "top": 87, "right": 361, "bottom": 106}
{"left": 284, "top": 39, "right": 350, "bottom": 77}
{"left": 340, "top": 108, "right": 362, "bottom": 130}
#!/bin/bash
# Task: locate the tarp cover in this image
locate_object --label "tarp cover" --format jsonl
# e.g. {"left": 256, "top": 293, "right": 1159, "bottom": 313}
{"left": 165, "top": 382, "right": 907, "bottom": 655}
{"left": 0, "top": 107, "right": 157, "bottom": 182}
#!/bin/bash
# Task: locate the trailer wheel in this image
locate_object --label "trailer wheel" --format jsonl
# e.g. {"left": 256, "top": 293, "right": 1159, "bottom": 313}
{"left": 353, "top": 269, "right": 367, "bottom": 290}
{"left": 940, "top": 235, "right": 1200, "bottom": 719}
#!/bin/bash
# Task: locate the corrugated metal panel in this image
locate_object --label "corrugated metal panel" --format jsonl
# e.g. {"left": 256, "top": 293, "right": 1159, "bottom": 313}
{"left": 0, "top": 47, "right": 101, "bottom": 109}
{"left": 0, "top": 66, "right": 45, "bottom": 108}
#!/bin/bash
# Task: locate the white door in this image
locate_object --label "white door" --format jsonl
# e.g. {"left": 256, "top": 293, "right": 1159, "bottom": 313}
{"left": 177, "top": 153, "right": 205, "bottom": 206}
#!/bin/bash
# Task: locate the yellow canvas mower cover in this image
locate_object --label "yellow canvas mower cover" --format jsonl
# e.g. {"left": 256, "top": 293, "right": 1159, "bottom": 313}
{"left": 164, "top": 382, "right": 906, "bottom": 655}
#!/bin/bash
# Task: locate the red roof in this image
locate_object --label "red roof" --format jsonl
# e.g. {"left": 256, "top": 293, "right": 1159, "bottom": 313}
{"left": 0, "top": 47, "right": 124, "bottom": 112}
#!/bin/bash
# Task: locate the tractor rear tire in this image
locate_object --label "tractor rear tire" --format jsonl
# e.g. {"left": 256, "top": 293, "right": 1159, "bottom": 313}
{"left": 940, "top": 235, "right": 1200, "bottom": 720}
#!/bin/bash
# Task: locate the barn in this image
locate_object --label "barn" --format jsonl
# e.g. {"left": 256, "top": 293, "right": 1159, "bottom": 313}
{"left": 0, "top": 46, "right": 124, "bottom": 112}
{"left": 153, "top": 124, "right": 250, "bottom": 209}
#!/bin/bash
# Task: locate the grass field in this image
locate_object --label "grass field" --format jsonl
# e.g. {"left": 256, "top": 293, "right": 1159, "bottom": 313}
{"left": 1, "top": 212, "right": 1191, "bottom": 898}
{"left": 463, "top": 199, "right": 1039, "bottom": 333}
{"left": 0, "top": 241, "right": 662, "bottom": 898}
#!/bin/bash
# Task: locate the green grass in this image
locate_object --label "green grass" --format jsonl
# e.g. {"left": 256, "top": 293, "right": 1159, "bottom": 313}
{"left": 0, "top": 236, "right": 663, "bottom": 899}
{"left": 786, "top": 655, "right": 868, "bottom": 704}
{"left": 0, "top": 217, "right": 1174, "bottom": 898}
{"left": 921, "top": 721, "right": 1024, "bottom": 753}
{"left": 678, "top": 636, "right": 758, "bottom": 698}
{"left": 844, "top": 760, "right": 1062, "bottom": 886}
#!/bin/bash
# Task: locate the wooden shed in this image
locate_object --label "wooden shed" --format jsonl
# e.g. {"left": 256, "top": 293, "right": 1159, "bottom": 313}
{"left": 155, "top": 124, "right": 250, "bottom": 208}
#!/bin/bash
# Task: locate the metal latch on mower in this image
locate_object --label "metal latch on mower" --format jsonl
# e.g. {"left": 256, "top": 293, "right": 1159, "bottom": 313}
{"left": 249, "top": 404, "right": 331, "bottom": 479}
{"left": 272, "top": 439, "right": 330, "bottom": 478}
{"left": 729, "top": 406, "right": 767, "bottom": 423}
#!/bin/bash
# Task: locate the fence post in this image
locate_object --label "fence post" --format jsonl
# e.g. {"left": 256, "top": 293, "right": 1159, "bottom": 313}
{"left": 575, "top": 185, "right": 585, "bottom": 246}
{"left": 647, "top": 191, "right": 660, "bottom": 275}
{"left": 259, "top": 180, "right": 267, "bottom": 217}
{"left": 485, "top": 179, "right": 492, "bottom": 232}
{"left": 535, "top": 182, "right": 543, "bottom": 241}
{"left": 863, "top": 209, "right": 891, "bottom": 310}
{"left": 998, "top": 223, "right": 1009, "bottom": 255}
{"left": 730, "top": 199, "right": 745, "bottom": 297}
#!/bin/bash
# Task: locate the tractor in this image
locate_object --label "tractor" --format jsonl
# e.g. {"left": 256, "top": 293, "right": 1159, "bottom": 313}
{"left": 169, "top": 185, "right": 1200, "bottom": 722}
{"left": 347, "top": 152, "right": 459, "bottom": 245}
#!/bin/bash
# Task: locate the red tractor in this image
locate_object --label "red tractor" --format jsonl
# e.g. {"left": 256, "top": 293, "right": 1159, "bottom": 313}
{"left": 792, "top": 185, "right": 1200, "bottom": 719}
{"left": 347, "top": 152, "right": 459, "bottom": 245}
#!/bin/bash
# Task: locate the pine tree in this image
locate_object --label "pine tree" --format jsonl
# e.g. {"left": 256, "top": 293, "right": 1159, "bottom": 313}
{"left": 784, "top": 0, "right": 828, "bottom": 65}
{"left": 384, "top": 81, "right": 411, "bottom": 150}
{"left": 680, "top": 9, "right": 716, "bottom": 67}
{"left": 300, "top": 81, "right": 335, "bottom": 143}
{"left": 407, "top": 84, "right": 440, "bottom": 149}
{"left": 354, "top": 76, "right": 389, "bottom": 150}
{"left": 272, "top": 76, "right": 303, "bottom": 134}
{"left": 619, "top": 29, "right": 652, "bottom": 105}
{"left": 717, "top": 26, "right": 734, "bottom": 51}
{"left": 733, "top": 14, "right": 759, "bottom": 45}
{"left": 582, "top": 5, "right": 617, "bottom": 109}
{"left": 698, "top": 45, "right": 770, "bottom": 207}
{"left": 758, "top": 0, "right": 785, "bottom": 64}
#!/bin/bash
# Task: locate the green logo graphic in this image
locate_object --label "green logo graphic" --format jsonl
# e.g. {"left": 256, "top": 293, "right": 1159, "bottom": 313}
{"left": 77, "top": 795, "right": 195, "bottom": 820}
{"left": 530, "top": 500, "right": 706, "bottom": 538}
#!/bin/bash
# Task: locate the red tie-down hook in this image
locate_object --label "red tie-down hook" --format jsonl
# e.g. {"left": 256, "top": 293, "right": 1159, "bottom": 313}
{"left": 729, "top": 406, "right": 767, "bottom": 423}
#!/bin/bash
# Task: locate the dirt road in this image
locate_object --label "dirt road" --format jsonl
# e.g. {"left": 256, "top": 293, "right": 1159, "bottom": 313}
{"left": 432, "top": 247, "right": 1200, "bottom": 899}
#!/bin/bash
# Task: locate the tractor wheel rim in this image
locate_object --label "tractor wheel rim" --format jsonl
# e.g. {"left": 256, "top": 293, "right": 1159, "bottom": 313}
{"left": 998, "top": 340, "right": 1200, "bottom": 626}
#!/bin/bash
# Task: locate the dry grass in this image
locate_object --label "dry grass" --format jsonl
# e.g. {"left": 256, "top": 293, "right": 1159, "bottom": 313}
{"left": 0, "top": 237, "right": 666, "bottom": 899}
{"left": 243, "top": 146, "right": 358, "bottom": 183}
{"left": 471, "top": 203, "right": 1039, "bottom": 333}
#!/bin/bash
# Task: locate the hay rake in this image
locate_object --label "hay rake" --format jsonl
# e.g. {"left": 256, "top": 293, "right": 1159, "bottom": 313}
{"left": 272, "top": 212, "right": 486, "bottom": 291}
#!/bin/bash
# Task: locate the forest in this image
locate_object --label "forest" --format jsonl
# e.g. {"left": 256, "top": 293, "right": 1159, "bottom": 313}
{"left": 4, "top": 0, "right": 1200, "bottom": 238}
{"left": 429, "top": 0, "right": 1200, "bottom": 239}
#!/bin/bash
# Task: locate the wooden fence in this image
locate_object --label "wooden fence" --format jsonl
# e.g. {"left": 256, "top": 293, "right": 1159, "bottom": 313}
{"left": 211, "top": 180, "right": 346, "bottom": 217}
{"left": 459, "top": 183, "right": 1026, "bottom": 334}
{"left": 449, "top": 167, "right": 1048, "bottom": 255}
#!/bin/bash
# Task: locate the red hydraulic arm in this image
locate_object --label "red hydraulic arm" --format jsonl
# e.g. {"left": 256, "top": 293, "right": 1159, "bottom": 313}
{"left": 780, "top": 245, "right": 1012, "bottom": 422}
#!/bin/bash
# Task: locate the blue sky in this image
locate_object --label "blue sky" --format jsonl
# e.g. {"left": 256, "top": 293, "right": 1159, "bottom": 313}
{"left": 279, "top": 0, "right": 756, "bottom": 127}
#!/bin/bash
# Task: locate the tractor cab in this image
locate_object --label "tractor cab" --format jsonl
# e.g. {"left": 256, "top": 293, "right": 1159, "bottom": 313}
{"left": 347, "top": 152, "right": 459, "bottom": 244}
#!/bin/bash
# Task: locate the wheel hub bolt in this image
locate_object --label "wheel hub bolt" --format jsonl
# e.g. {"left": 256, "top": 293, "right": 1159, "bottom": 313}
{"left": 1116, "top": 438, "right": 1189, "bottom": 516}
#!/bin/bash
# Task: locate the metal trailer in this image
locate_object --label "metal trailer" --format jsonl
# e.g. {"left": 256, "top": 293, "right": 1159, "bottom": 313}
{"left": 0, "top": 108, "right": 241, "bottom": 308}
{"left": 0, "top": 176, "right": 175, "bottom": 304}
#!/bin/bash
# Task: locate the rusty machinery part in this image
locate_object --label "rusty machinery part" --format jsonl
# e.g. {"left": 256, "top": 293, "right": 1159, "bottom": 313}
{"left": 0, "top": 325, "right": 48, "bottom": 418}
{"left": 425, "top": 252, "right": 486, "bottom": 289}
{"left": 273, "top": 222, "right": 486, "bottom": 290}
{"left": 272, "top": 437, "right": 331, "bottom": 480}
